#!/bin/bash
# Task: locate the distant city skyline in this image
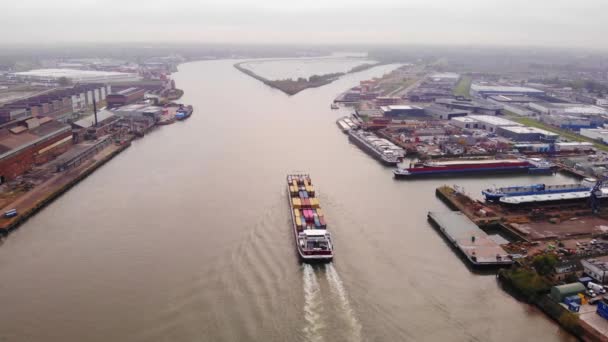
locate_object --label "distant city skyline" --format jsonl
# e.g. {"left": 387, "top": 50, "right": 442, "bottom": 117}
{"left": 1, "top": 0, "right": 607, "bottom": 50}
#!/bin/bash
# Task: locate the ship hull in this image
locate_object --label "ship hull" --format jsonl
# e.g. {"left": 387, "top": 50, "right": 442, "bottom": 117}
{"left": 286, "top": 183, "right": 333, "bottom": 263}
{"left": 348, "top": 132, "right": 400, "bottom": 166}
{"left": 394, "top": 165, "right": 532, "bottom": 178}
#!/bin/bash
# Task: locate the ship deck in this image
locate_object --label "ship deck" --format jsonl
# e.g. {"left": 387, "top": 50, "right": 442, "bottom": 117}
{"left": 428, "top": 211, "right": 513, "bottom": 266}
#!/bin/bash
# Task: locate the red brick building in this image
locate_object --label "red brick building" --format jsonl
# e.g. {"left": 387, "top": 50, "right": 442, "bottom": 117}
{"left": 0, "top": 119, "right": 72, "bottom": 183}
{"left": 106, "top": 87, "right": 145, "bottom": 108}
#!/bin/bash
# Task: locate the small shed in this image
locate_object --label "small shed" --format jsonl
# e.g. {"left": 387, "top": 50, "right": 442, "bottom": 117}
{"left": 550, "top": 283, "right": 586, "bottom": 302}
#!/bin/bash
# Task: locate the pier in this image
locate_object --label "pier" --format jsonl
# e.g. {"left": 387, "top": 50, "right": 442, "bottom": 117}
{"left": 427, "top": 211, "right": 514, "bottom": 267}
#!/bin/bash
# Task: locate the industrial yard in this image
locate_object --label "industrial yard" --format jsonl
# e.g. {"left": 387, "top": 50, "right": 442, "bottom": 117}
{"left": 330, "top": 61, "right": 608, "bottom": 340}
{"left": 0, "top": 57, "right": 193, "bottom": 234}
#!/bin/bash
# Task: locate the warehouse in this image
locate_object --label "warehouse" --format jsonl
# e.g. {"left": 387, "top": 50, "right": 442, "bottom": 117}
{"left": 581, "top": 256, "right": 608, "bottom": 284}
{"left": 466, "top": 115, "right": 523, "bottom": 133}
{"left": 550, "top": 283, "right": 586, "bottom": 302}
{"left": 435, "top": 98, "right": 503, "bottom": 115}
{"left": 542, "top": 114, "right": 595, "bottom": 130}
{"left": 10, "top": 69, "right": 140, "bottom": 85}
{"left": 380, "top": 105, "right": 425, "bottom": 118}
{"left": 497, "top": 126, "right": 559, "bottom": 142}
{"left": 106, "top": 87, "right": 145, "bottom": 108}
{"left": 581, "top": 128, "right": 608, "bottom": 144}
{"left": 450, "top": 116, "right": 480, "bottom": 129}
{"left": 111, "top": 104, "right": 163, "bottom": 121}
{"left": 0, "top": 119, "right": 72, "bottom": 182}
{"left": 470, "top": 84, "right": 545, "bottom": 98}
{"left": 424, "top": 104, "right": 468, "bottom": 120}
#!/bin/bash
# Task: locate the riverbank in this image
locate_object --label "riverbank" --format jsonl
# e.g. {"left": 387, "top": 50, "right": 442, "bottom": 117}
{"left": 234, "top": 60, "right": 382, "bottom": 95}
{"left": 0, "top": 139, "right": 132, "bottom": 234}
{"left": 498, "top": 267, "right": 607, "bottom": 341}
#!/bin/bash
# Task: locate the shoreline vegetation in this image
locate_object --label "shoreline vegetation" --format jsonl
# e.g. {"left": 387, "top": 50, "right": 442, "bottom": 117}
{"left": 234, "top": 60, "right": 383, "bottom": 95}
{"left": 498, "top": 263, "right": 604, "bottom": 341}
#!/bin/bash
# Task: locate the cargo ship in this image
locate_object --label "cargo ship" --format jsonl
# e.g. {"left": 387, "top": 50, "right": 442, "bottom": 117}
{"left": 287, "top": 174, "right": 333, "bottom": 262}
{"left": 482, "top": 178, "right": 597, "bottom": 201}
{"left": 495, "top": 178, "right": 608, "bottom": 205}
{"left": 348, "top": 130, "right": 404, "bottom": 165}
{"left": 175, "top": 104, "right": 194, "bottom": 120}
{"left": 393, "top": 158, "right": 554, "bottom": 178}
{"left": 336, "top": 116, "right": 359, "bottom": 133}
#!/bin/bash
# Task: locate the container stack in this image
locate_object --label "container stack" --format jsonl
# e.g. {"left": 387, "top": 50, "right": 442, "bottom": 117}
{"left": 287, "top": 175, "right": 328, "bottom": 231}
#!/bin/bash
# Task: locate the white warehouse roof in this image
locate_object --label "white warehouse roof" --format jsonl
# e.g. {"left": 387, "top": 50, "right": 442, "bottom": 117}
{"left": 467, "top": 115, "right": 523, "bottom": 127}
{"left": 12, "top": 68, "right": 139, "bottom": 82}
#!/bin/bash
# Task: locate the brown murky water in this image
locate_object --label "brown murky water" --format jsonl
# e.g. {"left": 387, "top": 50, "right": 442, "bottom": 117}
{"left": 0, "top": 60, "right": 576, "bottom": 341}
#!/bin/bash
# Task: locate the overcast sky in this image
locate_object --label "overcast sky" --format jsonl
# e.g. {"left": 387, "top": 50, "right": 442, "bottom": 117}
{"left": 1, "top": 0, "right": 606, "bottom": 49}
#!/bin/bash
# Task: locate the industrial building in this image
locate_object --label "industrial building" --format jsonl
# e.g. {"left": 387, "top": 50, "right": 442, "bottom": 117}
{"left": 581, "top": 256, "right": 608, "bottom": 284}
{"left": 0, "top": 118, "right": 72, "bottom": 182}
{"left": 106, "top": 87, "right": 145, "bottom": 108}
{"left": 550, "top": 283, "right": 586, "bottom": 302}
{"left": 450, "top": 116, "right": 481, "bottom": 130}
{"left": 496, "top": 125, "right": 558, "bottom": 142}
{"left": 435, "top": 98, "right": 503, "bottom": 115}
{"left": 0, "top": 84, "right": 111, "bottom": 123}
{"left": 10, "top": 69, "right": 140, "bottom": 86}
{"left": 464, "top": 115, "right": 523, "bottom": 133}
{"left": 530, "top": 102, "right": 608, "bottom": 129}
{"left": 375, "top": 97, "right": 402, "bottom": 106}
{"left": 470, "top": 84, "right": 545, "bottom": 98}
{"left": 111, "top": 104, "right": 163, "bottom": 121}
{"left": 380, "top": 105, "right": 425, "bottom": 117}
{"left": 581, "top": 128, "right": 608, "bottom": 144}
{"left": 542, "top": 114, "right": 596, "bottom": 130}
{"left": 424, "top": 104, "right": 468, "bottom": 120}
{"left": 529, "top": 102, "right": 608, "bottom": 117}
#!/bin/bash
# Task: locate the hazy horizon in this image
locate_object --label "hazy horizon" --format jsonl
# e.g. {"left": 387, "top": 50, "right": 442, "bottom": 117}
{"left": 2, "top": 0, "right": 607, "bottom": 50}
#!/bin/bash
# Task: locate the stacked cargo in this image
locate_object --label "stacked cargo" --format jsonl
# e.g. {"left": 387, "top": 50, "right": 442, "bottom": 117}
{"left": 287, "top": 175, "right": 328, "bottom": 231}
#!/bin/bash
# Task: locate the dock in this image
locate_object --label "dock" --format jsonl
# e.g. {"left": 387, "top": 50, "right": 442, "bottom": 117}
{"left": 428, "top": 211, "right": 514, "bottom": 267}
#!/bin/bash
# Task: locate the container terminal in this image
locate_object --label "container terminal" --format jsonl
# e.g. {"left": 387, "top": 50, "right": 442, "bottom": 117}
{"left": 287, "top": 174, "right": 333, "bottom": 262}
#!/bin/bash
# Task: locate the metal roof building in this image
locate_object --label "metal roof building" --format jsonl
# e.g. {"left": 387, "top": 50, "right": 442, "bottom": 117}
{"left": 471, "top": 84, "right": 545, "bottom": 97}
{"left": 10, "top": 69, "right": 141, "bottom": 85}
{"left": 550, "top": 283, "right": 586, "bottom": 302}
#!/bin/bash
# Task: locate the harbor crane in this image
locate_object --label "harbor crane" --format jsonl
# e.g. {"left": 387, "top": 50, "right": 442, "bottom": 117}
{"left": 590, "top": 176, "right": 608, "bottom": 214}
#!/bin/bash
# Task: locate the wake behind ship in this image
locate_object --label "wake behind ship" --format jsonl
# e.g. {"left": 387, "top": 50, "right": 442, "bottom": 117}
{"left": 287, "top": 174, "right": 333, "bottom": 262}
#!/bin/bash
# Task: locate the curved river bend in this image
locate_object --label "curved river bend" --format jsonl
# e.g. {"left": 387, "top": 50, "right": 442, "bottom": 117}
{"left": 0, "top": 60, "right": 575, "bottom": 341}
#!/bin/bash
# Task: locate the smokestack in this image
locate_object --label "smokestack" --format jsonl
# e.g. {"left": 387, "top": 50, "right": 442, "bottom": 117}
{"left": 93, "top": 95, "right": 98, "bottom": 127}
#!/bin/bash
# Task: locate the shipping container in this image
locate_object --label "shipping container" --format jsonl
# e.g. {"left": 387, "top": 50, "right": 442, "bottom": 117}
{"left": 568, "top": 302, "right": 580, "bottom": 312}
{"left": 294, "top": 209, "right": 301, "bottom": 217}
{"left": 564, "top": 295, "right": 581, "bottom": 305}
{"left": 295, "top": 216, "right": 302, "bottom": 227}
{"left": 598, "top": 301, "right": 608, "bottom": 320}
{"left": 293, "top": 198, "right": 302, "bottom": 208}
{"left": 316, "top": 208, "right": 324, "bottom": 217}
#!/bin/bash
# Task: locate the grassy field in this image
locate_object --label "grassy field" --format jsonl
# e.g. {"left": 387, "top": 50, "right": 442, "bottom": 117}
{"left": 453, "top": 75, "right": 472, "bottom": 98}
{"left": 505, "top": 114, "right": 608, "bottom": 152}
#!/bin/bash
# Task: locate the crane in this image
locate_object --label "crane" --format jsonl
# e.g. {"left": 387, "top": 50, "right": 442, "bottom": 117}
{"left": 590, "top": 176, "right": 608, "bottom": 214}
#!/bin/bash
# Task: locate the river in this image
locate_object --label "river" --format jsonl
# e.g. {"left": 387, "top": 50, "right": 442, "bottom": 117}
{"left": 0, "top": 59, "right": 577, "bottom": 341}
